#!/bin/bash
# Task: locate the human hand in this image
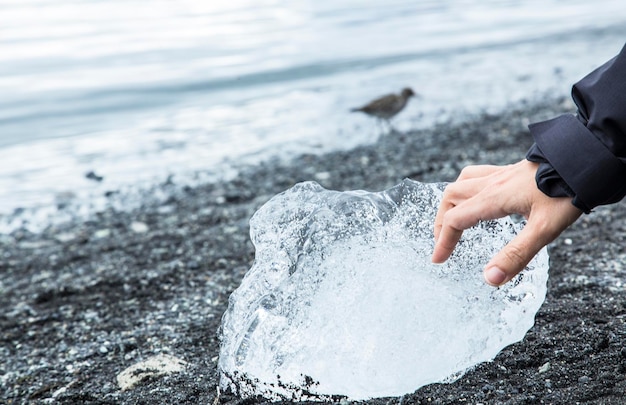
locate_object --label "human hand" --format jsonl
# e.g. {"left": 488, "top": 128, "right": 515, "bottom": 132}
{"left": 431, "top": 160, "right": 582, "bottom": 286}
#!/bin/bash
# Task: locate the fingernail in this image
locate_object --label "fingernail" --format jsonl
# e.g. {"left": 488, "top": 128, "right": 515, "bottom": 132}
{"left": 484, "top": 266, "right": 507, "bottom": 286}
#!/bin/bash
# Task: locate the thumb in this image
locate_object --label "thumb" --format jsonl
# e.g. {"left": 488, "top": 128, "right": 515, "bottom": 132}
{"left": 483, "top": 224, "right": 548, "bottom": 286}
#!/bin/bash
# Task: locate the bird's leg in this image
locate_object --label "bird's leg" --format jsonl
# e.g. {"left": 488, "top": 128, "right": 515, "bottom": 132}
{"left": 384, "top": 119, "right": 394, "bottom": 134}
{"left": 375, "top": 118, "right": 384, "bottom": 134}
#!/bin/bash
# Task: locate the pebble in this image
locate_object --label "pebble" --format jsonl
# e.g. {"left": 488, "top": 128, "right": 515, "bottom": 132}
{"left": 578, "top": 375, "right": 590, "bottom": 384}
{"left": 117, "top": 354, "right": 188, "bottom": 391}
{"left": 187, "top": 260, "right": 200, "bottom": 270}
{"left": 18, "top": 240, "right": 54, "bottom": 249}
{"left": 85, "top": 171, "right": 104, "bottom": 182}
{"left": 538, "top": 362, "right": 550, "bottom": 373}
{"left": 481, "top": 384, "right": 495, "bottom": 392}
{"left": 55, "top": 232, "right": 77, "bottom": 243}
{"left": 130, "top": 221, "right": 149, "bottom": 233}
{"left": 93, "top": 229, "right": 111, "bottom": 239}
{"left": 314, "top": 171, "right": 331, "bottom": 181}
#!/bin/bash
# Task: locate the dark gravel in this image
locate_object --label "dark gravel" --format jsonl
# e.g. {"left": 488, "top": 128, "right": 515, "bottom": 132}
{"left": 1, "top": 96, "right": 625, "bottom": 404}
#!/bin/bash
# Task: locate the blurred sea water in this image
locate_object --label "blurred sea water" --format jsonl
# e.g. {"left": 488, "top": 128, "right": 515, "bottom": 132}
{"left": 1, "top": 0, "right": 625, "bottom": 231}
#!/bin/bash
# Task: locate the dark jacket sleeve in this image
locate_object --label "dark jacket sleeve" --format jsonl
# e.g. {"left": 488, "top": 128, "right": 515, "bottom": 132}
{"left": 526, "top": 43, "right": 626, "bottom": 213}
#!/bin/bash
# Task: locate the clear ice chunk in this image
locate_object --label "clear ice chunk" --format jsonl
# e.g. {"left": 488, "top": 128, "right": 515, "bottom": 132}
{"left": 218, "top": 179, "right": 549, "bottom": 401}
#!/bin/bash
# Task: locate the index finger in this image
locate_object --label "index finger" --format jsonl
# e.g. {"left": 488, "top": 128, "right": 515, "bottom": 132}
{"left": 432, "top": 190, "right": 509, "bottom": 263}
{"left": 432, "top": 202, "right": 483, "bottom": 263}
{"left": 433, "top": 174, "right": 490, "bottom": 241}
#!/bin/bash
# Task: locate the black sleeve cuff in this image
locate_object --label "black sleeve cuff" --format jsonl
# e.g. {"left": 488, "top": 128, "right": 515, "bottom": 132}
{"left": 526, "top": 143, "right": 575, "bottom": 197}
{"left": 527, "top": 114, "right": 626, "bottom": 213}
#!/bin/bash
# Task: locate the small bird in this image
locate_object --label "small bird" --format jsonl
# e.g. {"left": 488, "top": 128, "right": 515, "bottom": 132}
{"left": 350, "top": 87, "right": 416, "bottom": 127}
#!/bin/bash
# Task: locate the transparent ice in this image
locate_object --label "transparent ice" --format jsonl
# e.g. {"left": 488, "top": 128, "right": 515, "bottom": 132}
{"left": 218, "top": 179, "right": 549, "bottom": 401}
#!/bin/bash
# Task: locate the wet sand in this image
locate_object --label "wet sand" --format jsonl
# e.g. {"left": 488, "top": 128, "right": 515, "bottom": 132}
{"left": 2, "top": 96, "right": 625, "bottom": 404}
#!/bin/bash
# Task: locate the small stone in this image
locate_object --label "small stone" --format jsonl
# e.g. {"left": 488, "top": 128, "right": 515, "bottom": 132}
{"left": 85, "top": 171, "right": 104, "bottom": 182}
{"left": 158, "top": 205, "right": 175, "bottom": 214}
{"left": 55, "top": 232, "right": 77, "bottom": 243}
{"left": 130, "top": 221, "right": 149, "bottom": 233}
{"left": 538, "top": 362, "right": 550, "bottom": 373}
{"left": 564, "top": 238, "right": 573, "bottom": 245}
{"left": 187, "top": 260, "right": 200, "bottom": 270}
{"left": 52, "top": 385, "right": 68, "bottom": 398}
{"left": 117, "top": 354, "right": 187, "bottom": 391}
{"left": 578, "top": 375, "right": 590, "bottom": 384}
{"left": 18, "top": 240, "right": 54, "bottom": 249}
{"left": 314, "top": 172, "right": 331, "bottom": 181}
{"left": 94, "top": 229, "right": 111, "bottom": 239}
{"left": 595, "top": 336, "right": 610, "bottom": 350}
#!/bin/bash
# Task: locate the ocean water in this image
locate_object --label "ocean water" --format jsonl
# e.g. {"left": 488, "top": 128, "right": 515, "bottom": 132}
{"left": 1, "top": 0, "right": 625, "bottom": 232}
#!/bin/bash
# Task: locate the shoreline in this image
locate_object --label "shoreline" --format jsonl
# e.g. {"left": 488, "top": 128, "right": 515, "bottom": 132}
{"left": 2, "top": 97, "right": 625, "bottom": 404}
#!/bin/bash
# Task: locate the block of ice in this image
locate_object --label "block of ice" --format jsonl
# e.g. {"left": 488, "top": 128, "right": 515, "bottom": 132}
{"left": 218, "top": 179, "right": 549, "bottom": 401}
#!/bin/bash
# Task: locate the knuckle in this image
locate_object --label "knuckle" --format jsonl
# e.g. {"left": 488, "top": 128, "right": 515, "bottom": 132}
{"left": 457, "top": 166, "right": 477, "bottom": 180}
{"left": 442, "top": 209, "right": 458, "bottom": 228}
{"left": 442, "top": 182, "right": 462, "bottom": 201}
{"left": 503, "top": 243, "right": 528, "bottom": 268}
{"left": 527, "top": 216, "right": 560, "bottom": 244}
{"left": 441, "top": 186, "right": 455, "bottom": 202}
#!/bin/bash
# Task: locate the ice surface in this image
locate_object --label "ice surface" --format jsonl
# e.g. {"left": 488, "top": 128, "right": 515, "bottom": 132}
{"left": 218, "top": 179, "right": 549, "bottom": 401}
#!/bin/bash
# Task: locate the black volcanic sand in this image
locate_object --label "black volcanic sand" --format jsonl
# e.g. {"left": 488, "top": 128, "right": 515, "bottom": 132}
{"left": 2, "top": 97, "right": 626, "bottom": 405}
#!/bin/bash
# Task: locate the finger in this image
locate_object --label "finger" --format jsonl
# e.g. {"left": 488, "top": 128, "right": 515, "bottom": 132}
{"left": 482, "top": 221, "right": 550, "bottom": 286}
{"left": 483, "top": 196, "right": 582, "bottom": 286}
{"left": 432, "top": 194, "right": 506, "bottom": 263}
{"left": 431, "top": 225, "right": 463, "bottom": 263}
{"left": 433, "top": 197, "right": 455, "bottom": 242}
{"left": 434, "top": 176, "right": 491, "bottom": 241}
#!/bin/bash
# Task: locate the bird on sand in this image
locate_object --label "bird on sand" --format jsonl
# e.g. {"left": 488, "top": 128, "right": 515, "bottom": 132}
{"left": 350, "top": 87, "right": 416, "bottom": 127}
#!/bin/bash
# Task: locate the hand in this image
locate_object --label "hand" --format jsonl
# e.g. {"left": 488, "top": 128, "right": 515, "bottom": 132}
{"left": 431, "top": 160, "right": 582, "bottom": 286}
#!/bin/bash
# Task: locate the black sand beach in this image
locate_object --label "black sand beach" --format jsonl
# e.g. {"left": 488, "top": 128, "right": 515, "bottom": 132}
{"left": 2, "top": 97, "right": 625, "bottom": 404}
